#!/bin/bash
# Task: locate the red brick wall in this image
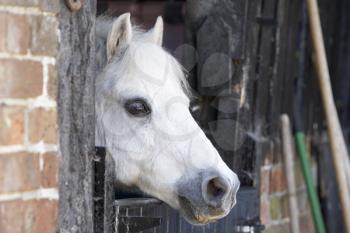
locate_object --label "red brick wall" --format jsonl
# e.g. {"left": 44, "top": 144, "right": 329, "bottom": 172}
{"left": 0, "top": 1, "right": 59, "bottom": 232}
{"left": 259, "top": 141, "right": 316, "bottom": 233}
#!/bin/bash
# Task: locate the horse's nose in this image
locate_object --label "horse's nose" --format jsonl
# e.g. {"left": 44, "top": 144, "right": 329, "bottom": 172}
{"left": 202, "top": 173, "right": 235, "bottom": 208}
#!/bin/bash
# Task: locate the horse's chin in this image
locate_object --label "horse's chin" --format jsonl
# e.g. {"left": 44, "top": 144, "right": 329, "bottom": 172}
{"left": 178, "top": 196, "right": 227, "bottom": 225}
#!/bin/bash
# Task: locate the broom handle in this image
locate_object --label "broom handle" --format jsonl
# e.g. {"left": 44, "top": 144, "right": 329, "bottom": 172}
{"left": 306, "top": 0, "right": 350, "bottom": 231}
{"left": 280, "top": 115, "right": 301, "bottom": 233}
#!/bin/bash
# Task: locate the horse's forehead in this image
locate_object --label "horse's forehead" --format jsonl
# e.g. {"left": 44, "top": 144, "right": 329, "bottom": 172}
{"left": 117, "top": 72, "right": 186, "bottom": 102}
{"left": 130, "top": 43, "right": 171, "bottom": 82}
{"left": 116, "top": 43, "right": 187, "bottom": 101}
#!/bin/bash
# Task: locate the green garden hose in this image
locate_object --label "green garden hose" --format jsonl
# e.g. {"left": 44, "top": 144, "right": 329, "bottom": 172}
{"left": 295, "top": 132, "right": 326, "bottom": 233}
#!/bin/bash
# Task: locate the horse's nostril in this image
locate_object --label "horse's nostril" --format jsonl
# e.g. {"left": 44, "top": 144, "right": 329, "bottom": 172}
{"left": 202, "top": 176, "right": 229, "bottom": 208}
{"left": 207, "top": 177, "right": 227, "bottom": 199}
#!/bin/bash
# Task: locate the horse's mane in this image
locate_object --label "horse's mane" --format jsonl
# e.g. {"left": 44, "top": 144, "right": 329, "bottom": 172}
{"left": 95, "top": 16, "right": 191, "bottom": 97}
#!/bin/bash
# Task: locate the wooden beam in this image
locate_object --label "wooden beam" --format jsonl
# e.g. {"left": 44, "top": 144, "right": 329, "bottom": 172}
{"left": 280, "top": 115, "right": 300, "bottom": 233}
{"left": 57, "top": 0, "right": 97, "bottom": 232}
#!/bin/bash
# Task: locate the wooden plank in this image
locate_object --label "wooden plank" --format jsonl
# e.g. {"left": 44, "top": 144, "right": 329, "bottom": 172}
{"left": 95, "top": 147, "right": 106, "bottom": 233}
{"left": 318, "top": 138, "right": 345, "bottom": 233}
{"left": 57, "top": 0, "right": 96, "bottom": 233}
{"left": 230, "top": 0, "right": 261, "bottom": 188}
{"left": 270, "top": 0, "right": 293, "bottom": 134}
{"left": 253, "top": 0, "right": 277, "bottom": 136}
{"left": 104, "top": 152, "right": 116, "bottom": 233}
{"left": 188, "top": 0, "right": 247, "bottom": 96}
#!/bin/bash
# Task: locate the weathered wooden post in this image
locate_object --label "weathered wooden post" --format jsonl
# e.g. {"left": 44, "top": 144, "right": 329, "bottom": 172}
{"left": 57, "top": 0, "right": 97, "bottom": 232}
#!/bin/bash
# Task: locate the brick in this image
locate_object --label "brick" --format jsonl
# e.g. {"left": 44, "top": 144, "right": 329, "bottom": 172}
{"left": 264, "top": 223, "right": 291, "bottom": 233}
{"left": 281, "top": 195, "right": 290, "bottom": 218}
{"left": 28, "top": 108, "right": 57, "bottom": 144}
{"left": 0, "top": 14, "right": 5, "bottom": 51}
{"left": 39, "top": 0, "right": 60, "bottom": 13}
{"left": 0, "top": 199, "right": 57, "bottom": 233}
{"left": 0, "top": 0, "right": 39, "bottom": 7}
{"left": 294, "top": 160, "right": 305, "bottom": 187}
{"left": 0, "top": 152, "right": 40, "bottom": 193}
{"left": 269, "top": 195, "right": 282, "bottom": 220}
{"left": 269, "top": 165, "right": 287, "bottom": 193}
{"left": 0, "top": 13, "right": 31, "bottom": 54}
{"left": 47, "top": 64, "right": 57, "bottom": 100}
{"left": 0, "top": 59, "right": 43, "bottom": 98}
{"left": 0, "top": 105, "right": 24, "bottom": 145}
{"left": 260, "top": 167, "right": 270, "bottom": 194}
{"left": 0, "top": 0, "right": 59, "bottom": 13}
{"left": 299, "top": 213, "right": 315, "bottom": 233}
{"left": 30, "top": 15, "right": 58, "bottom": 56}
{"left": 296, "top": 188, "right": 310, "bottom": 214}
{"left": 33, "top": 200, "right": 58, "bottom": 233}
{"left": 260, "top": 197, "right": 270, "bottom": 225}
{"left": 41, "top": 152, "right": 58, "bottom": 187}
{"left": 269, "top": 195, "right": 289, "bottom": 220}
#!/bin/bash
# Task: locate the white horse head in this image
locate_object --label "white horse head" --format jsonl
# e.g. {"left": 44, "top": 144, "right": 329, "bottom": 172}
{"left": 95, "top": 13, "right": 240, "bottom": 225}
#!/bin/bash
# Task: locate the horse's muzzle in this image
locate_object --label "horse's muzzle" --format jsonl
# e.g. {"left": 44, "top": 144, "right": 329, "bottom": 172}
{"left": 176, "top": 170, "right": 240, "bottom": 225}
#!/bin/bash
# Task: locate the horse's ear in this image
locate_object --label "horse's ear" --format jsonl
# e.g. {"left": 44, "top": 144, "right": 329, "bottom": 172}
{"left": 148, "top": 16, "right": 163, "bottom": 46}
{"left": 107, "top": 13, "right": 133, "bottom": 61}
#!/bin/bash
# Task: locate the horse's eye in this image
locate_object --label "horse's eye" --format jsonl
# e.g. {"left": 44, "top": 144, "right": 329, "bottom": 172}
{"left": 124, "top": 99, "right": 151, "bottom": 117}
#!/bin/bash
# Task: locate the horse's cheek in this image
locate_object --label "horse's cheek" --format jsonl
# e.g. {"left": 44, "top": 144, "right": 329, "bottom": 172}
{"left": 115, "top": 157, "right": 140, "bottom": 185}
